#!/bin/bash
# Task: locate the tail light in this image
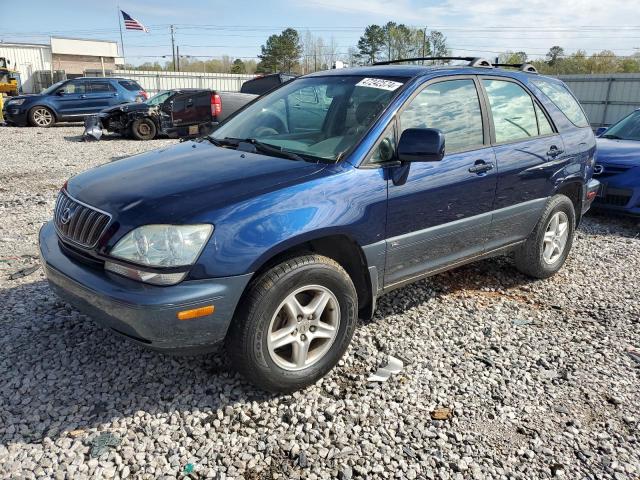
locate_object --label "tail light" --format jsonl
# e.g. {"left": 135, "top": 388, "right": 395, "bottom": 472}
{"left": 211, "top": 93, "right": 222, "bottom": 118}
{"left": 139, "top": 90, "right": 149, "bottom": 100}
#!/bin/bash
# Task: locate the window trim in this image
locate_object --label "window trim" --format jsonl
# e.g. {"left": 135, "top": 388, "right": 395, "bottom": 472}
{"left": 478, "top": 75, "right": 560, "bottom": 147}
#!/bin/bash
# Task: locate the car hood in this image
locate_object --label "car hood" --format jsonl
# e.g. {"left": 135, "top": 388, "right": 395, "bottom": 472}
{"left": 5, "top": 94, "right": 41, "bottom": 102}
{"left": 596, "top": 138, "right": 640, "bottom": 166}
{"left": 66, "top": 140, "right": 328, "bottom": 227}
{"left": 100, "top": 102, "right": 150, "bottom": 115}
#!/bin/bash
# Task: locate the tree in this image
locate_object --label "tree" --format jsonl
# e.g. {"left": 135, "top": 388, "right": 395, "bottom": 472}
{"left": 427, "top": 31, "right": 449, "bottom": 58}
{"left": 499, "top": 51, "right": 528, "bottom": 64}
{"left": 230, "top": 59, "right": 246, "bottom": 74}
{"left": 257, "top": 28, "right": 302, "bottom": 73}
{"left": 357, "top": 25, "right": 386, "bottom": 64}
{"left": 546, "top": 46, "right": 565, "bottom": 66}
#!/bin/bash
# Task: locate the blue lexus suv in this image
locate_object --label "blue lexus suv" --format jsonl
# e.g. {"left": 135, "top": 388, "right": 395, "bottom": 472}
{"left": 39, "top": 58, "right": 600, "bottom": 392}
{"left": 2, "top": 77, "right": 147, "bottom": 127}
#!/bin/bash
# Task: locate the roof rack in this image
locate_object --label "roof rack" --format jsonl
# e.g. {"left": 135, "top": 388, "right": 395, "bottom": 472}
{"left": 371, "top": 57, "right": 538, "bottom": 73}
{"left": 373, "top": 56, "right": 492, "bottom": 67}
{"left": 492, "top": 63, "right": 538, "bottom": 74}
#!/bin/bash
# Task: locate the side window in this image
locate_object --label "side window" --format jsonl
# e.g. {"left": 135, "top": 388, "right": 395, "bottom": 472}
{"left": 89, "top": 81, "right": 114, "bottom": 93}
{"left": 535, "top": 103, "right": 554, "bottom": 135}
{"left": 62, "top": 81, "right": 86, "bottom": 94}
{"left": 483, "top": 79, "right": 538, "bottom": 143}
{"left": 293, "top": 86, "right": 318, "bottom": 104}
{"left": 400, "top": 79, "right": 484, "bottom": 153}
{"left": 531, "top": 78, "right": 589, "bottom": 127}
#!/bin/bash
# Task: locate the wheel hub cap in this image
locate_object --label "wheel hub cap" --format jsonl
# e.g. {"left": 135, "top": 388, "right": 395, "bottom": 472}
{"left": 267, "top": 285, "right": 340, "bottom": 371}
{"left": 542, "top": 211, "right": 569, "bottom": 265}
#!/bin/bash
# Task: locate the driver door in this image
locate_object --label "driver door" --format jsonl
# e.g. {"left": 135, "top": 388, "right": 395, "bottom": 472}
{"left": 383, "top": 77, "right": 497, "bottom": 287}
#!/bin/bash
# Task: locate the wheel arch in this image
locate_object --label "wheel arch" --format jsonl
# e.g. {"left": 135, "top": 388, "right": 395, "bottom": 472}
{"left": 554, "top": 179, "right": 583, "bottom": 225}
{"left": 240, "top": 232, "right": 375, "bottom": 321}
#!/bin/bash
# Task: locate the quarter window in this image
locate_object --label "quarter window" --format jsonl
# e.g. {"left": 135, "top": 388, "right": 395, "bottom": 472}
{"left": 483, "top": 79, "right": 539, "bottom": 143}
{"left": 532, "top": 78, "right": 589, "bottom": 127}
{"left": 400, "top": 79, "right": 484, "bottom": 153}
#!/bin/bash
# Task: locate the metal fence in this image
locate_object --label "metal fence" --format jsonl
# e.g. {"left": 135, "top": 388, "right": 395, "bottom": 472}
{"left": 558, "top": 74, "right": 640, "bottom": 128}
{"left": 109, "top": 70, "right": 256, "bottom": 94}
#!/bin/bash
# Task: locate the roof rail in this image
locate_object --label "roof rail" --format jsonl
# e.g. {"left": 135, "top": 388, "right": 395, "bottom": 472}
{"left": 492, "top": 63, "right": 539, "bottom": 74}
{"left": 373, "top": 56, "right": 490, "bottom": 66}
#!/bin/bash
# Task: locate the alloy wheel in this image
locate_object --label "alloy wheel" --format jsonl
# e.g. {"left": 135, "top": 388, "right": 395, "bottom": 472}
{"left": 542, "top": 211, "right": 569, "bottom": 264}
{"left": 267, "top": 285, "right": 340, "bottom": 371}
{"left": 33, "top": 108, "right": 53, "bottom": 127}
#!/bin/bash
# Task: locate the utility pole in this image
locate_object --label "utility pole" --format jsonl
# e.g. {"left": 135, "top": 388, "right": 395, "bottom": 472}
{"left": 170, "top": 25, "right": 176, "bottom": 71}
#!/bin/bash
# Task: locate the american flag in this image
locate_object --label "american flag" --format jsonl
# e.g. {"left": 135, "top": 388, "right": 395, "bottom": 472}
{"left": 121, "top": 10, "right": 148, "bottom": 32}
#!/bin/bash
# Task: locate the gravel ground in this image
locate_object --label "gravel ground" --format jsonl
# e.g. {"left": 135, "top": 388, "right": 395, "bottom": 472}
{"left": 0, "top": 125, "right": 639, "bottom": 480}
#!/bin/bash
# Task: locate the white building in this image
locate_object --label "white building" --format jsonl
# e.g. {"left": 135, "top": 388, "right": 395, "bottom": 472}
{"left": 0, "top": 37, "right": 122, "bottom": 93}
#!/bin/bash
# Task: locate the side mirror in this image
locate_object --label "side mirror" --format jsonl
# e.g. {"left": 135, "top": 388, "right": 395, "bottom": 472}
{"left": 397, "top": 128, "right": 445, "bottom": 162}
{"left": 56, "top": 90, "right": 65, "bottom": 96}
{"left": 595, "top": 127, "right": 607, "bottom": 137}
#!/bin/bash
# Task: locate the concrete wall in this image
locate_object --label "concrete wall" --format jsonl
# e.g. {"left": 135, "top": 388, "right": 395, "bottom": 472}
{"left": 558, "top": 74, "right": 640, "bottom": 127}
{"left": 0, "top": 43, "right": 51, "bottom": 93}
{"left": 113, "top": 70, "right": 256, "bottom": 93}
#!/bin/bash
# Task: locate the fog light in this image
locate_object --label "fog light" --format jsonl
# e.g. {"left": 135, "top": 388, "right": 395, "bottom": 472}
{"left": 177, "top": 305, "right": 215, "bottom": 320}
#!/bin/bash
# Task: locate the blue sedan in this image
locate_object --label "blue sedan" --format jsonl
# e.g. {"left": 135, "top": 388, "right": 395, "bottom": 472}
{"left": 593, "top": 109, "right": 640, "bottom": 216}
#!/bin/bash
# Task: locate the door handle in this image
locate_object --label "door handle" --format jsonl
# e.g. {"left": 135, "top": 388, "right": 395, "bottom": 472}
{"left": 468, "top": 160, "right": 494, "bottom": 174}
{"left": 547, "top": 146, "right": 564, "bottom": 158}
{"left": 80, "top": 94, "right": 87, "bottom": 99}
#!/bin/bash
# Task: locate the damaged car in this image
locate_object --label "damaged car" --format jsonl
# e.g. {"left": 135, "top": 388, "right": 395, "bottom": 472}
{"left": 94, "top": 88, "right": 255, "bottom": 140}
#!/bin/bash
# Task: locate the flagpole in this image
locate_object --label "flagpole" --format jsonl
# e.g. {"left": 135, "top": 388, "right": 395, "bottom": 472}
{"left": 117, "top": 5, "right": 126, "bottom": 66}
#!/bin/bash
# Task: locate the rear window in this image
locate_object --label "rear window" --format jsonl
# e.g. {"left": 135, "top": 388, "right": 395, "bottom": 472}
{"left": 532, "top": 78, "right": 589, "bottom": 128}
{"left": 118, "top": 80, "right": 143, "bottom": 91}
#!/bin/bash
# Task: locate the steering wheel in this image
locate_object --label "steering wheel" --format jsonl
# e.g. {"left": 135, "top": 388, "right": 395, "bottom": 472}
{"left": 254, "top": 112, "right": 287, "bottom": 135}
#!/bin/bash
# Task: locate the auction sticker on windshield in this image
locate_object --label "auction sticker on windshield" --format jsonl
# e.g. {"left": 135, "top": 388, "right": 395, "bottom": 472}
{"left": 356, "top": 78, "right": 404, "bottom": 91}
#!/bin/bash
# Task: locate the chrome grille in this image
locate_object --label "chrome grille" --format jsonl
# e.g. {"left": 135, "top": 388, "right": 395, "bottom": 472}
{"left": 54, "top": 191, "right": 111, "bottom": 248}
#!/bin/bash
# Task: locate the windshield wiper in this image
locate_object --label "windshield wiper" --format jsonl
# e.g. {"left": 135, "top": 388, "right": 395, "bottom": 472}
{"left": 601, "top": 134, "right": 622, "bottom": 140}
{"left": 226, "top": 137, "right": 305, "bottom": 161}
{"left": 200, "top": 137, "right": 238, "bottom": 147}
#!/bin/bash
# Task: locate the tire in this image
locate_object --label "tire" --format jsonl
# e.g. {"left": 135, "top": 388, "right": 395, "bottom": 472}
{"left": 227, "top": 254, "right": 358, "bottom": 393}
{"left": 130, "top": 118, "right": 157, "bottom": 140}
{"left": 514, "top": 194, "right": 576, "bottom": 279}
{"left": 28, "top": 106, "right": 55, "bottom": 127}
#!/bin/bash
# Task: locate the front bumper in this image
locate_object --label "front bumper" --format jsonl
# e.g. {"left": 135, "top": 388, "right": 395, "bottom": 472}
{"left": 39, "top": 221, "right": 252, "bottom": 353}
{"left": 2, "top": 105, "right": 28, "bottom": 126}
{"left": 591, "top": 167, "right": 640, "bottom": 216}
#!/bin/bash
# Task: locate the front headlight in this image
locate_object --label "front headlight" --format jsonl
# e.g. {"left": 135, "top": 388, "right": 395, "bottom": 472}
{"left": 9, "top": 98, "right": 26, "bottom": 106}
{"left": 105, "top": 224, "right": 213, "bottom": 285}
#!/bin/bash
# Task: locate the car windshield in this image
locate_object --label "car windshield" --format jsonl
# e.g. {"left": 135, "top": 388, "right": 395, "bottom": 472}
{"left": 146, "top": 91, "right": 172, "bottom": 106}
{"left": 41, "top": 81, "right": 65, "bottom": 95}
{"left": 211, "top": 75, "right": 407, "bottom": 162}
{"left": 602, "top": 110, "right": 640, "bottom": 141}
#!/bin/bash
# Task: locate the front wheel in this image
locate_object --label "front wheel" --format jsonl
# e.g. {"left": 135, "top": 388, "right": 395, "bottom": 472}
{"left": 28, "top": 106, "right": 55, "bottom": 127}
{"left": 130, "top": 118, "right": 157, "bottom": 140}
{"left": 514, "top": 194, "right": 576, "bottom": 279}
{"left": 227, "top": 254, "right": 358, "bottom": 393}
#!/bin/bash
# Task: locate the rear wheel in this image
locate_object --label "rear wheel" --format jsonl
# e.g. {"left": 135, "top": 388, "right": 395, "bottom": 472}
{"left": 28, "top": 106, "right": 55, "bottom": 127}
{"left": 130, "top": 118, "right": 157, "bottom": 140}
{"left": 227, "top": 254, "right": 358, "bottom": 393}
{"left": 514, "top": 194, "right": 576, "bottom": 279}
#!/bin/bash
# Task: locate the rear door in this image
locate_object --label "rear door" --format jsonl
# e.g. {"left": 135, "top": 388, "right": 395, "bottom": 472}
{"left": 384, "top": 77, "right": 498, "bottom": 287}
{"left": 171, "top": 91, "right": 211, "bottom": 130}
{"left": 86, "top": 80, "right": 119, "bottom": 112}
{"left": 480, "top": 77, "right": 565, "bottom": 249}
